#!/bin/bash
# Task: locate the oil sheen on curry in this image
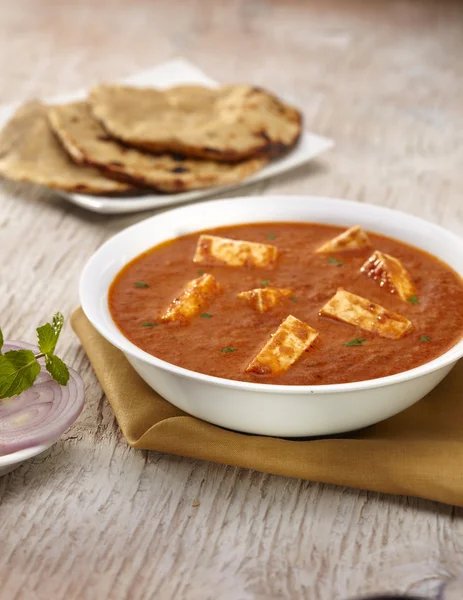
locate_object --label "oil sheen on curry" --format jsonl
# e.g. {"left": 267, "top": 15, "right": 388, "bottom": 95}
{"left": 109, "top": 223, "right": 463, "bottom": 385}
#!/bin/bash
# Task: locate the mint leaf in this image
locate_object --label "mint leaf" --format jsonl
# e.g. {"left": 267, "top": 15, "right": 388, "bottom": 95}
{"left": 52, "top": 312, "right": 64, "bottom": 337}
{"left": 37, "top": 312, "right": 65, "bottom": 355}
{"left": 0, "top": 326, "right": 3, "bottom": 352}
{"left": 45, "top": 354, "right": 70, "bottom": 386}
{"left": 0, "top": 350, "right": 41, "bottom": 398}
{"left": 37, "top": 323, "right": 57, "bottom": 355}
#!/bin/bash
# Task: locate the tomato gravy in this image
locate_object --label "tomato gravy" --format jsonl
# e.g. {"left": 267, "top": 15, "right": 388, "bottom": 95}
{"left": 109, "top": 223, "right": 463, "bottom": 385}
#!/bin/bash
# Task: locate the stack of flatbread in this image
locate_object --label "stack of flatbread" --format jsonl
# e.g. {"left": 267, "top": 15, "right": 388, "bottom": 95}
{"left": 0, "top": 84, "right": 302, "bottom": 195}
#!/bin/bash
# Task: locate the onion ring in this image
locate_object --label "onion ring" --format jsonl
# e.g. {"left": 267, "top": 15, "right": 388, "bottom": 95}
{"left": 0, "top": 340, "right": 85, "bottom": 456}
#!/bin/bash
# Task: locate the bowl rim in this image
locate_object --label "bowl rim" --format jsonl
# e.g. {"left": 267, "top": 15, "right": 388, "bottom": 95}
{"left": 79, "top": 194, "right": 463, "bottom": 395}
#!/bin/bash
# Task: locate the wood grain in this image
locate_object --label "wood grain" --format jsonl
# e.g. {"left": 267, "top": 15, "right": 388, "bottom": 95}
{"left": 1, "top": 1, "right": 463, "bottom": 598}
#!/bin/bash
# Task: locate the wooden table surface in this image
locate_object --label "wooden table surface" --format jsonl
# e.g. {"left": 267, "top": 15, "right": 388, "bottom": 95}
{"left": 1, "top": 1, "right": 463, "bottom": 598}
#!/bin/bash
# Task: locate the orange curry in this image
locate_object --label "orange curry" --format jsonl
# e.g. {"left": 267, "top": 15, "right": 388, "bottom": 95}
{"left": 109, "top": 223, "right": 463, "bottom": 385}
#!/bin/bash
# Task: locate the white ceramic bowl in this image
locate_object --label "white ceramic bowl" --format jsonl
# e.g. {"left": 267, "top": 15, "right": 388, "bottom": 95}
{"left": 79, "top": 196, "right": 463, "bottom": 437}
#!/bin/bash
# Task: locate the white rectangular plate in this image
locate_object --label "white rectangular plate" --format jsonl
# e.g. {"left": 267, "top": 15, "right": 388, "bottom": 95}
{"left": 0, "top": 58, "right": 334, "bottom": 215}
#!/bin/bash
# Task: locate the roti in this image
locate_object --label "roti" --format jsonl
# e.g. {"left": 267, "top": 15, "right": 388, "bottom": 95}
{"left": 48, "top": 102, "right": 268, "bottom": 193}
{"left": 0, "top": 102, "right": 133, "bottom": 195}
{"left": 89, "top": 84, "right": 302, "bottom": 161}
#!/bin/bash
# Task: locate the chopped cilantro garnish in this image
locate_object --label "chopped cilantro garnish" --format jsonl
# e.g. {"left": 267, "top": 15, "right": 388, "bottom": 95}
{"left": 134, "top": 281, "right": 149, "bottom": 288}
{"left": 261, "top": 280, "right": 270, "bottom": 287}
{"left": 221, "top": 347, "right": 238, "bottom": 353}
{"left": 290, "top": 296, "right": 299, "bottom": 303}
{"left": 197, "top": 269, "right": 205, "bottom": 276}
{"left": 267, "top": 233, "right": 276, "bottom": 240}
{"left": 200, "top": 313, "right": 212, "bottom": 319}
{"left": 141, "top": 321, "right": 157, "bottom": 328}
{"left": 328, "top": 257, "right": 344, "bottom": 267}
{"left": 420, "top": 335, "right": 431, "bottom": 342}
{"left": 408, "top": 295, "right": 419, "bottom": 304}
{"left": 343, "top": 338, "right": 367, "bottom": 347}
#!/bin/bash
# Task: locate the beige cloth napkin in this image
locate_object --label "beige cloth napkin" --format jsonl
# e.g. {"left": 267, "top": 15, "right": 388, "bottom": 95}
{"left": 72, "top": 307, "right": 463, "bottom": 506}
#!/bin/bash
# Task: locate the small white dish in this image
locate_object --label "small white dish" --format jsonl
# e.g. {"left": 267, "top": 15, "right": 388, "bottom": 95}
{"left": 0, "top": 439, "right": 57, "bottom": 476}
{"left": 0, "top": 58, "right": 333, "bottom": 215}
{"left": 79, "top": 195, "right": 463, "bottom": 437}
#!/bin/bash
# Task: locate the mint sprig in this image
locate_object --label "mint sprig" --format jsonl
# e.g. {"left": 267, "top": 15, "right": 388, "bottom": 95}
{"left": 0, "top": 312, "right": 70, "bottom": 399}
{"left": 0, "top": 350, "right": 41, "bottom": 398}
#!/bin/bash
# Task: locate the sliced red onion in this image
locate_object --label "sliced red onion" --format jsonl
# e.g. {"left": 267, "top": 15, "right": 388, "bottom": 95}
{"left": 0, "top": 340, "right": 84, "bottom": 456}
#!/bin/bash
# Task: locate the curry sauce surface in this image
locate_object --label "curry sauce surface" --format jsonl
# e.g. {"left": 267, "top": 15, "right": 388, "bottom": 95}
{"left": 109, "top": 223, "right": 463, "bottom": 385}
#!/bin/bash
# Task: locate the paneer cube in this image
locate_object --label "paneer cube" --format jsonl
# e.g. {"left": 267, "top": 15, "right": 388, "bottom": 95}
{"left": 246, "top": 315, "right": 319, "bottom": 376}
{"left": 237, "top": 287, "right": 292, "bottom": 312}
{"left": 319, "top": 288, "right": 412, "bottom": 339}
{"left": 360, "top": 250, "right": 416, "bottom": 302}
{"left": 316, "top": 225, "right": 371, "bottom": 253}
{"left": 160, "top": 273, "right": 220, "bottom": 323}
{"left": 193, "top": 234, "right": 278, "bottom": 268}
